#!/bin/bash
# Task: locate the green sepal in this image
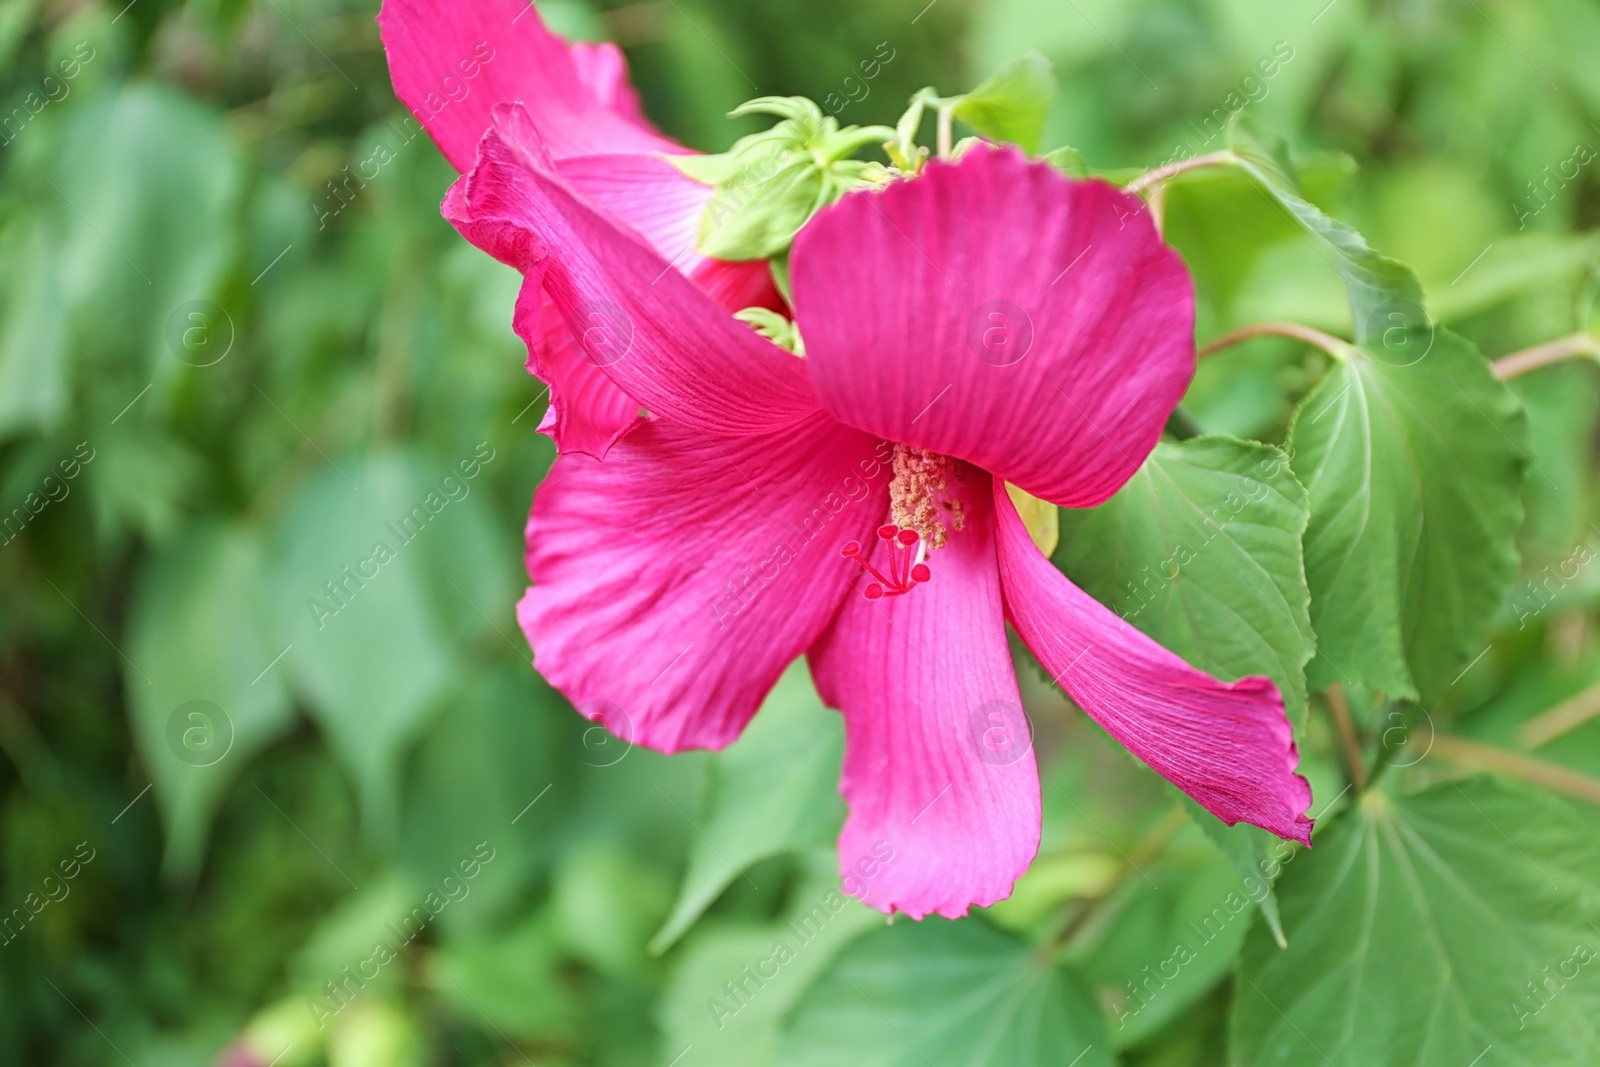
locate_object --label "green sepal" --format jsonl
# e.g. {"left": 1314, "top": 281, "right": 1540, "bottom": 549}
{"left": 692, "top": 94, "right": 889, "bottom": 261}
{"left": 734, "top": 307, "right": 805, "bottom": 355}
{"left": 698, "top": 156, "right": 828, "bottom": 261}
{"left": 888, "top": 88, "right": 937, "bottom": 171}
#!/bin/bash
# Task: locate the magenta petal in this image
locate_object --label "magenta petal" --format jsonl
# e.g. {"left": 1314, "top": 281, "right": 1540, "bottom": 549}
{"left": 446, "top": 112, "right": 822, "bottom": 439}
{"left": 567, "top": 41, "right": 650, "bottom": 125}
{"left": 523, "top": 292, "right": 640, "bottom": 459}
{"left": 991, "top": 481, "right": 1313, "bottom": 844}
{"left": 378, "top": 0, "right": 679, "bottom": 173}
{"left": 809, "top": 469, "right": 1041, "bottom": 919}
{"left": 520, "top": 414, "right": 888, "bottom": 752}
{"left": 557, "top": 153, "right": 779, "bottom": 312}
{"left": 791, "top": 146, "right": 1195, "bottom": 508}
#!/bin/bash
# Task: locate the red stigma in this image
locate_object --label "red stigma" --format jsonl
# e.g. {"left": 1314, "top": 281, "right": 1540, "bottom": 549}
{"left": 840, "top": 524, "right": 932, "bottom": 599}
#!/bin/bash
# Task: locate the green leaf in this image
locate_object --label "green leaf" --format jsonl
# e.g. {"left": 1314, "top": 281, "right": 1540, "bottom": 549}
{"left": 1056, "top": 436, "right": 1314, "bottom": 726}
{"left": 1161, "top": 154, "right": 1355, "bottom": 331}
{"left": 125, "top": 522, "right": 295, "bottom": 878}
{"left": 0, "top": 220, "right": 67, "bottom": 439}
{"left": 433, "top": 912, "right": 577, "bottom": 1042}
{"left": 651, "top": 663, "right": 844, "bottom": 953}
{"left": 1231, "top": 779, "right": 1600, "bottom": 1067}
{"left": 1055, "top": 435, "right": 1312, "bottom": 945}
{"left": 1229, "top": 117, "right": 1424, "bottom": 353}
{"left": 1179, "top": 795, "right": 1292, "bottom": 950}
{"left": 776, "top": 917, "right": 1112, "bottom": 1067}
{"left": 50, "top": 85, "right": 242, "bottom": 387}
{"left": 1042, "top": 145, "right": 1089, "bottom": 177}
{"left": 398, "top": 665, "right": 561, "bottom": 926}
{"left": 1077, "top": 824, "right": 1266, "bottom": 1049}
{"left": 1426, "top": 233, "right": 1600, "bottom": 325}
{"left": 0, "top": 85, "right": 242, "bottom": 436}
{"left": 269, "top": 451, "right": 464, "bottom": 840}
{"left": 1288, "top": 329, "right": 1528, "bottom": 700}
{"left": 656, "top": 853, "right": 883, "bottom": 1067}
{"left": 951, "top": 51, "right": 1058, "bottom": 154}
{"left": 1512, "top": 362, "right": 1600, "bottom": 553}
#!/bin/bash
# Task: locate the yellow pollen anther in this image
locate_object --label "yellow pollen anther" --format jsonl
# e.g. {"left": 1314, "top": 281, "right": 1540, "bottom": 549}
{"left": 889, "top": 445, "right": 965, "bottom": 550}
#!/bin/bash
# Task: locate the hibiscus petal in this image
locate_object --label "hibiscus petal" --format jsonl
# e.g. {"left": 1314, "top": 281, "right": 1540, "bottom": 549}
{"left": 557, "top": 153, "right": 779, "bottom": 312}
{"left": 791, "top": 146, "right": 1195, "bottom": 508}
{"left": 520, "top": 413, "right": 892, "bottom": 751}
{"left": 568, "top": 41, "right": 649, "bottom": 125}
{"left": 447, "top": 110, "right": 822, "bottom": 439}
{"left": 808, "top": 468, "right": 1040, "bottom": 919}
{"left": 991, "top": 480, "right": 1313, "bottom": 844}
{"left": 377, "top": 0, "right": 680, "bottom": 173}
{"left": 522, "top": 292, "right": 640, "bottom": 458}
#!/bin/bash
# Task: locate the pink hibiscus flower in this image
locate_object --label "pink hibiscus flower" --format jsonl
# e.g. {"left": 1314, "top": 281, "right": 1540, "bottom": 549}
{"left": 441, "top": 88, "right": 1312, "bottom": 916}
{"left": 379, "top": 0, "right": 775, "bottom": 457}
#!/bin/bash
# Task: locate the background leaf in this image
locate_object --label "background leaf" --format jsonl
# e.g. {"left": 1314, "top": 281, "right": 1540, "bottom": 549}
{"left": 777, "top": 916, "right": 1113, "bottom": 1067}
{"left": 1288, "top": 330, "right": 1528, "bottom": 700}
{"left": 125, "top": 522, "right": 294, "bottom": 877}
{"left": 1232, "top": 779, "right": 1600, "bottom": 1067}
{"left": 652, "top": 663, "right": 845, "bottom": 953}
{"left": 951, "top": 51, "right": 1057, "bottom": 153}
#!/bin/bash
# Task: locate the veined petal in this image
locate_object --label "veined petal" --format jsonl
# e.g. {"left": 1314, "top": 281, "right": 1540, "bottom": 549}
{"left": 809, "top": 468, "right": 1040, "bottom": 919}
{"left": 568, "top": 41, "right": 650, "bottom": 125}
{"left": 377, "top": 0, "right": 680, "bottom": 173}
{"left": 523, "top": 292, "right": 640, "bottom": 458}
{"left": 991, "top": 481, "right": 1313, "bottom": 844}
{"left": 557, "top": 153, "right": 779, "bottom": 312}
{"left": 520, "top": 414, "right": 892, "bottom": 751}
{"left": 791, "top": 146, "right": 1194, "bottom": 508}
{"left": 447, "top": 108, "right": 822, "bottom": 438}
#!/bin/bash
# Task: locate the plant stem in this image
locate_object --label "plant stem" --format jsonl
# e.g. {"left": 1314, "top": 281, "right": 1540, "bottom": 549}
{"left": 1427, "top": 734, "right": 1600, "bottom": 805}
{"left": 1324, "top": 684, "right": 1368, "bottom": 791}
{"left": 1124, "top": 150, "right": 1237, "bottom": 196}
{"left": 936, "top": 106, "right": 953, "bottom": 160}
{"left": 1197, "top": 320, "right": 1351, "bottom": 360}
{"left": 1491, "top": 332, "right": 1599, "bottom": 380}
{"left": 1519, "top": 675, "right": 1600, "bottom": 749}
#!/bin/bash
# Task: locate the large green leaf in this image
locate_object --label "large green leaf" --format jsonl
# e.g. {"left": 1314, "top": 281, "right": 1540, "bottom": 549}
{"left": 125, "top": 522, "right": 295, "bottom": 878}
{"left": 776, "top": 917, "right": 1113, "bottom": 1066}
{"left": 1229, "top": 120, "right": 1529, "bottom": 700}
{"left": 1054, "top": 436, "right": 1315, "bottom": 943}
{"left": 656, "top": 854, "right": 883, "bottom": 1067}
{"left": 0, "top": 84, "right": 241, "bottom": 437}
{"left": 1078, "top": 825, "right": 1263, "bottom": 1050}
{"left": 1056, "top": 436, "right": 1314, "bottom": 725}
{"left": 1229, "top": 117, "right": 1423, "bottom": 353}
{"left": 1232, "top": 779, "right": 1600, "bottom": 1067}
{"left": 1288, "top": 329, "right": 1528, "bottom": 700}
{"left": 269, "top": 451, "right": 467, "bottom": 839}
{"left": 651, "top": 662, "right": 845, "bottom": 953}
{"left": 0, "top": 221, "right": 67, "bottom": 438}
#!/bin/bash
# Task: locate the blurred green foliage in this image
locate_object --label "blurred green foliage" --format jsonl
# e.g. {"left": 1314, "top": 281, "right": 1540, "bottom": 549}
{"left": 1, "top": 0, "right": 1598, "bottom": 1064}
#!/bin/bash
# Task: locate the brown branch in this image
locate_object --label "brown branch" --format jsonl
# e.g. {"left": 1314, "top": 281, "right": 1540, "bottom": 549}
{"left": 1519, "top": 676, "right": 1600, "bottom": 749}
{"left": 1124, "top": 150, "right": 1237, "bottom": 196}
{"left": 1427, "top": 734, "right": 1600, "bottom": 806}
{"left": 1491, "top": 333, "right": 1598, "bottom": 380}
{"left": 1324, "top": 685, "right": 1368, "bottom": 791}
{"left": 1197, "top": 321, "right": 1351, "bottom": 360}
